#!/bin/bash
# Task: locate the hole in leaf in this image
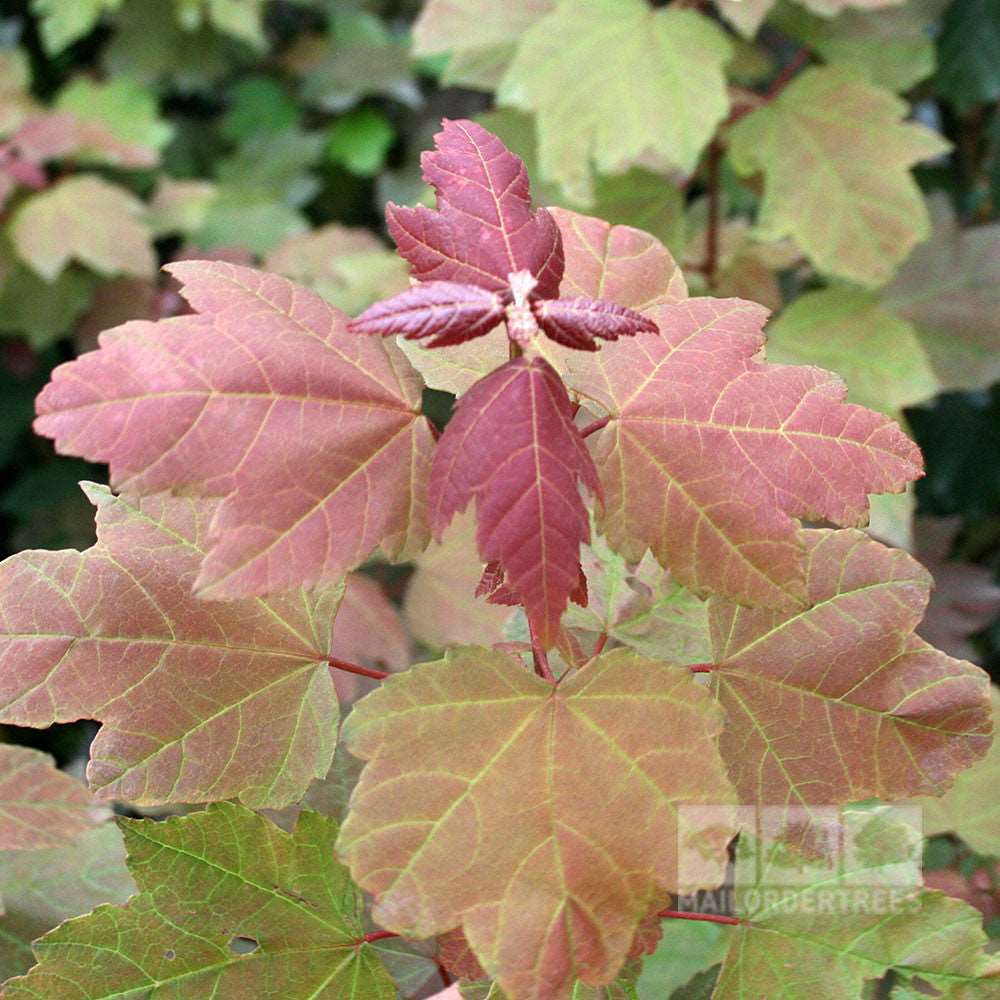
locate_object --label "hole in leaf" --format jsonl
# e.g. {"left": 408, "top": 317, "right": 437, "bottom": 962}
{"left": 228, "top": 936, "right": 259, "bottom": 955}
{"left": 164, "top": 950, "right": 176, "bottom": 961}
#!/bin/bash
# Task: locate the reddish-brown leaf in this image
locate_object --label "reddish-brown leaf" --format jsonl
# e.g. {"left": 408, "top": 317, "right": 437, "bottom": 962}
{"left": 386, "top": 119, "right": 563, "bottom": 298}
{"left": 0, "top": 486, "right": 344, "bottom": 808}
{"left": 429, "top": 357, "right": 599, "bottom": 647}
{"left": 34, "top": 261, "right": 434, "bottom": 598}
{"left": 710, "top": 529, "right": 992, "bottom": 814}
{"left": 565, "top": 297, "right": 924, "bottom": 609}
{"left": 0, "top": 745, "right": 109, "bottom": 850}
{"left": 337, "top": 647, "right": 737, "bottom": 1000}
{"left": 349, "top": 280, "right": 507, "bottom": 347}
{"left": 532, "top": 297, "right": 657, "bottom": 351}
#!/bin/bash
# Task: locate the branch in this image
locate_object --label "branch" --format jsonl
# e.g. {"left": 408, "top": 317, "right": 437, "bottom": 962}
{"left": 725, "top": 45, "right": 812, "bottom": 127}
{"left": 529, "top": 622, "right": 557, "bottom": 683}
{"left": 658, "top": 908, "right": 740, "bottom": 926}
{"left": 592, "top": 632, "right": 609, "bottom": 658}
{"left": 580, "top": 415, "right": 610, "bottom": 439}
{"left": 328, "top": 656, "right": 389, "bottom": 681}
{"left": 360, "top": 929, "right": 399, "bottom": 944}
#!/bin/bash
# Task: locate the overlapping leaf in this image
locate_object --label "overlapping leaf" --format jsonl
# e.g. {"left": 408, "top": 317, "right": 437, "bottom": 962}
{"left": 728, "top": 66, "right": 949, "bottom": 286}
{"left": 708, "top": 529, "right": 992, "bottom": 813}
{"left": 765, "top": 287, "right": 939, "bottom": 418}
{"left": 337, "top": 647, "right": 737, "bottom": 1000}
{"left": 914, "top": 687, "right": 1000, "bottom": 856}
{"left": 563, "top": 296, "right": 922, "bottom": 610}
{"left": 430, "top": 357, "right": 599, "bottom": 646}
{"left": 398, "top": 207, "right": 686, "bottom": 397}
{"left": 386, "top": 118, "right": 563, "bottom": 298}
{"left": 3, "top": 803, "right": 396, "bottom": 999}
{"left": 497, "top": 0, "right": 731, "bottom": 202}
{"left": 412, "top": 0, "right": 552, "bottom": 90}
{"left": 884, "top": 195, "right": 1000, "bottom": 392}
{"left": 0, "top": 825, "right": 134, "bottom": 981}
{"left": 35, "top": 261, "right": 434, "bottom": 597}
{"left": 715, "top": 811, "right": 1000, "bottom": 999}
{"left": 0, "top": 745, "right": 109, "bottom": 850}
{"left": 0, "top": 485, "right": 344, "bottom": 808}
{"left": 404, "top": 511, "right": 514, "bottom": 650}
{"left": 11, "top": 175, "right": 156, "bottom": 280}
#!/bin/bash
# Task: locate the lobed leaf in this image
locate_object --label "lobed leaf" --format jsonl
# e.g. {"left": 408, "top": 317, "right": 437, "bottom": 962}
{"left": 913, "top": 687, "right": 1000, "bottom": 856}
{"left": 497, "top": 0, "right": 731, "bottom": 202}
{"left": 11, "top": 175, "right": 155, "bottom": 281}
{"left": 2, "top": 803, "right": 396, "bottom": 999}
{"left": 0, "top": 486, "right": 343, "bottom": 808}
{"left": 386, "top": 118, "right": 564, "bottom": 298}
{"left": 564, "top": 297, "right": 923, "bottom": 610}
{"left": 0, "top": 744, "right": 109, "bottom": 850}
{"left": 429, "top": 357, "right": 599, "bottom": 647}
{"left": 715, "top": 811, "right": 1000, "bottom": 999}
{"left": 709, "top": 529, "right": 992, "bottom": 814}
{"left": 728, "top": 66, "right": 949, "bottom": 286}
{"left": 351, "top": 280, "right": 508, "bottom": 347}
{"left": 338, "top": 647, "right": 737, "bottom": 1000}
{"left": 0, "top": 825, "right": 134, "bottom": 982}
{"left": 35, "top": 261, "right": 434, "bottom": 598}
{"left": 532, "top": 297, "right": 656, "bottom": 351}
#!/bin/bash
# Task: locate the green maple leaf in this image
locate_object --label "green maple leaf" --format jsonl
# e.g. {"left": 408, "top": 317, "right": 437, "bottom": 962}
{"left": 4, "top": 804, "right": 396, "bottom": 999}
{"left": 714, "top": 811, "right": 1000, "bottom": 998}
{"left": 496, "top": 0, "right": 731, "bottom": 203}
{"left": 728, "top": 66, "right": 949, "bottom": 286}
{"left": 0, "top": 825, "right": 134, "bottom": 982}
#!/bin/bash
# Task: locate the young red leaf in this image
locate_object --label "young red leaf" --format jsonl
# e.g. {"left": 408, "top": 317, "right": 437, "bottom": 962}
{"left": 709, "top": 529, "right": 992, "bottom": 815}
{"left": 533, "top": 296, "right": 658, "bottom": 350}
{"left": 564, "top": 297, "right": 923, "bottom": 609}
{"left": 429, "top": 356, "right": 599, "bottom": 647}
{"left": 337, "top": 647, "right": 737, "bottom": 1000}
{"left": 0, "top": 486, "right": 344, "bottom": 809}
{"left": 348, "top": 280, "right": 507, "bottom": 347}
{"left": 0, "top": 745, "right": 109, "bottom": 850}
{"left": 387, "top": 118, "right": 564, "bottom": 298}
{"left": 34, "top": 261, "right": 434, "bottom": 598}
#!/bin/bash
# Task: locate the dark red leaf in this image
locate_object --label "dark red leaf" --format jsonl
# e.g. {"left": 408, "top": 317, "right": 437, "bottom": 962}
{"left": 533, "top": 296, "right": 658, "bottom": 350}
{"left": 386, "top": 119, "right": 564, "bottom": 298}
{"left": 348, "top": 280, "right": 506, "bottom": 347}
{"left": 430, "top": 357, "right": 600, "bottom": 647}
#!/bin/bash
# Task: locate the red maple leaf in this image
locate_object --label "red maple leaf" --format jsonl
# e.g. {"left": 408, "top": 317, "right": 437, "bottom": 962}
{"left": 349, "top": 119, "right": 656, "bottom": 351}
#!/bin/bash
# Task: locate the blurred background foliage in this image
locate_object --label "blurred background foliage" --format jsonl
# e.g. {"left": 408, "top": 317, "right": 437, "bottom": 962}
{"left": 0, "top": 0, "right": 998, "bottom": 965}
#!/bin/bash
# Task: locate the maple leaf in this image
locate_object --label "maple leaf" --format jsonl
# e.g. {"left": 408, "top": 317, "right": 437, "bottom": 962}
{"left": 385, "top": 118, "right": 564, "bottom": 298}
{"left": 337, "top": 647, "right": 737, "bottom": 1000}
{"left": 35, "top": 261, "right": 434, "bottom": 598}
{"left": 564, "top": 532, "right": 711, "bottom": 665}
{"left": 354, "top": 122, "right": 654, "bottom": 353}
{"left": 0, "top": 486, "right": 344, "bottom": 809}
{"left": 3, "top": 803, "right": 397, "bottom": 1000}
{"left": 11, "top": 175, "right": 155, "bottom": 280}
{"left": 397, "top": 207, "right": 687, "bottom": 398}
{"left": 884, "top": 194, "right": 1000, "bottom": 393}
{"left": 496, "top": 0, "right": 732, "bottom": 202}
{"left": 714, "top": 810, "right": 1000, "bottom": 999}
{"left": 708, "top": 529, "right": 992, "bottom": 814}
{"left": 765, "top": 286, "right": 939, "bottom": 419}
{"left": 329, "top": 573, "right": 411, "bottom": 703}
{"left": 0, "top": 825, "right": 134, "bottom": 982}
{"left": 429, "top": 356, "right": 599, "bottom": 646}
{"left": 404, "top": 511, "right": 515, "bottom": 650}
{"left": 265, "top": 222, "right": 410, "bottom": 314}
{"left": 0, "top": 745, "right": 109, "bottom": 850}
{"left": 564, "top": 296, "right": 923, "bottom": 610}
{"left": 412, "top": 0, "right": 552, "bottom": 90}
{"left": 728, "top": 66, "right": 949, "bottom": 286}
{"left": 914, "top": 686, "right": 1000, "bottom": 856}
